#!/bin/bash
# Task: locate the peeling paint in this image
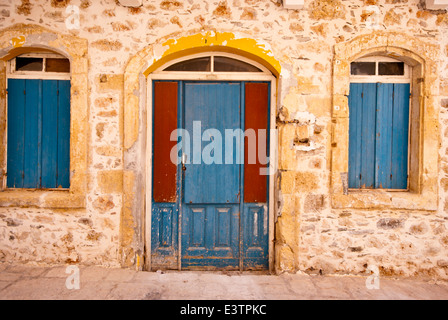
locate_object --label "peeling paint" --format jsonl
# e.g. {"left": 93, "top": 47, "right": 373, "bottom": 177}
{"left": 10, "top": 36, "right": 25, "bottom": 48}
{"left": 143, "top": 31, "right": 281, "bottom": 76}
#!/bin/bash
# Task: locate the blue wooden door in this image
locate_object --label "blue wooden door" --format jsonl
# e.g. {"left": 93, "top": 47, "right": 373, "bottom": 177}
{"left": 7, "top": 79, "right": 70, "bottom": 189}
{"left": 349, "top": 82, "right": 410, "bottom": 190}
{"left": 181, "top": 82, "right": 242, "bottom": 269}
{"left": 151, "top": 81, "right": 270, "bottom": 270}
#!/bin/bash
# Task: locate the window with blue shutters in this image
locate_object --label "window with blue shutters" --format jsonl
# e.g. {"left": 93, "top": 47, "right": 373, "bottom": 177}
{"left": 6, "top": 53, "right": 71, "bottom": 189}
{"left": 349, "top": 57, "right": 411, "bottom": 190}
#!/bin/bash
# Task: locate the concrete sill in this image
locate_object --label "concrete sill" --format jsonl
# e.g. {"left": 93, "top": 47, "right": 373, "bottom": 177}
{"left": 0, "top": 189, "right": 86, "bottom": 209}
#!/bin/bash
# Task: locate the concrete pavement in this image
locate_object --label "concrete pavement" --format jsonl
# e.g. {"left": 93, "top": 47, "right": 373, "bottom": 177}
{"left": 0, "top": 263, "right": 448, "bottom": 300}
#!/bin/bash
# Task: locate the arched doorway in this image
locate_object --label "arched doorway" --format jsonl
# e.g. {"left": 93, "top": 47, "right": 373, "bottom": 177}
{"left": 146, "top": 52, "right": 277, "bottom": 271}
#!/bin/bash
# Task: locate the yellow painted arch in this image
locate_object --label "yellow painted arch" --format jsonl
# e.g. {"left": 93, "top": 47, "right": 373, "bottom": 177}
{"left": 143, "top": 32, "right": 281, "bottom": 77}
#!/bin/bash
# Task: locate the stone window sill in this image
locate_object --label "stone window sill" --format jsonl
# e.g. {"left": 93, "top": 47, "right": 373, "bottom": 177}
{"left": 331, "top": 189, "right": 437, "bottom": 211}
{"left": 0, "top": 189, "right": 85, "bottom": 209}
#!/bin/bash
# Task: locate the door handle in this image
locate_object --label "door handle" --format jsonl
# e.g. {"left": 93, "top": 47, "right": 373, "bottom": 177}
{"left": 181, "top": 153, "right": 188, "bottom": 171}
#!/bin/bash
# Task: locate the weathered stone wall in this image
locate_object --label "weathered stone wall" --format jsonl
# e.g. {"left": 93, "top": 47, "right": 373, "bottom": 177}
{"left": 0, "top": 0, "right": 447, "bottom": 278}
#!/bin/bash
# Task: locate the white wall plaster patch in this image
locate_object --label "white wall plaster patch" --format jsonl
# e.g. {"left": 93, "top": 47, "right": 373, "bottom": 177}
{"left": 290, "top": 111, "right": 316, "bottom": 125}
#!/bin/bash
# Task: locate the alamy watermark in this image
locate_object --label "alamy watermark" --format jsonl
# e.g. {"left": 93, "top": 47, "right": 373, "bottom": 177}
{"left": 65, "top": 265, "right": 80, "bottom": 290}
{"left": 170, "top": 121, "right": 277, "bottom": 176}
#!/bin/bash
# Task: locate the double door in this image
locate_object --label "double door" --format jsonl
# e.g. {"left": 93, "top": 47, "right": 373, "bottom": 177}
{"left": 151, "top": 81, "right": 270, "bottom": 270}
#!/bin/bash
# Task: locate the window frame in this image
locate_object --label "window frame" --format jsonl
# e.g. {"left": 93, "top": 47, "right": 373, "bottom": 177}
{"left": 8, "top": 53, "right": 71, "bottom": 81}
{"left": 350, "top": 56, "right": 411, "bottom": 83}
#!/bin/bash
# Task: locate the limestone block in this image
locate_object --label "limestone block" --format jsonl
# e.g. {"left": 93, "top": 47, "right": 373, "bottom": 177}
{"left": 308, "top": 0, "right": 346, "bottom": 20}
{"left": 277, "top": 245, "right": 295, "bottom": 273}
{"left": 280, "top": 171, "right": 295, "bottom": 194}
{"left": 278, "top": 124, "right": 297, "bottom": 170}
{"left": 118, "top": 0, "right": 142, "bottom": 7}
{"left": 305, "top": 96, "right": 331, "bottom": 118}
{"left": 97, "top": 170, "right": 124, "bottom": 194}
{"left": 332, "top": 94, "right": 349, "bottom": 118}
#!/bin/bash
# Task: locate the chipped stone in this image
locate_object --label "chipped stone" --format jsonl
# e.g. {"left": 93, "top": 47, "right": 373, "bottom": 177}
{"left": 377, "top": 218, "right": 404, "bottom": 230}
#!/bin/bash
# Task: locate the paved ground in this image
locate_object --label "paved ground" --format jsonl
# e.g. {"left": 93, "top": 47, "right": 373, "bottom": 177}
{"left": 0, "top": 263, "right": 448, "bottom": 300}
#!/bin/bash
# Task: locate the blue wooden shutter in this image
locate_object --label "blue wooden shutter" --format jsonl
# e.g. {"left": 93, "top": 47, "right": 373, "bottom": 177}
{"left": 41, "top": 80, "right": 70, "bottom": 189}
{"left": 375, "top": 83, "right": 394, "bottom": 189}
{"left": 348, "top": 83, "right": 377, "bottom": 189}
{"left": 7, "top": 79, "right": 26, "bottom": 188}
{"left": 41, "top": 80, "right": 58, "bottom": 188}
{"left": 390, "top": 83, "right": 410, "bottom": 189}
{"left": 56, "top": 80, "right": 71, "bottom": 189}
{"left": 349, "top": 82, "right": 410, "bottom": 190}
{"left": 7, "top": 79, "right": 70, "bottom": 189}
{"left": 375, "top": 83, "right": 410, "bottom": 189}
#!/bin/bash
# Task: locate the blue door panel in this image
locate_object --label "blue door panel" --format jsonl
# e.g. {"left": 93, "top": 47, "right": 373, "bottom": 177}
{"left": 7, "top": 79, "right": 26, "bottom": 188}
{"left": 182, "top": 82, "right": 242, "bottom": 269}
{"left": 242, "top": 204, "right": 269, "bottom": 270}
{"left": 151, "top": 203, "right": 179, "bottom": 269}
{"left": 216, "top": 207, "right": 232, "bottom": 247}
{"left": 184, "top": 83, "right": 241, "bottom": 204}
{"left": 182, "top": 204, "right": 240, "bottom": 268}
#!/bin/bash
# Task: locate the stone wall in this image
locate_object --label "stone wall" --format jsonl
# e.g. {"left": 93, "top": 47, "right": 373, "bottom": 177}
{"left": 0, "top": 0, "right": 447, "bottom": 278}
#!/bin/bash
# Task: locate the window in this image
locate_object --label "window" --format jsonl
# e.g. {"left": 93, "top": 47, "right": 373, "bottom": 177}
{"left": 162, "top": 54, "right": 264, "bottom": 73}
{"left": 6, "top": 53, "right": 71, "bottom": 189}
{"left": 10, "top": 54, "right": 71, "bottom": 74}
{"left": 349, "top": 57, "right": 411, "bottom": 190}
